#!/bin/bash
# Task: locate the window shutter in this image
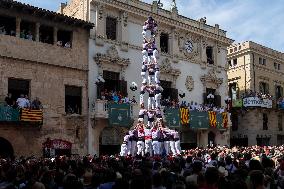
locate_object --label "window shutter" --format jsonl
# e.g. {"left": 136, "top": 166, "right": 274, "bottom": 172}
{"left": 171, "top": 88, "right": 178, "bottom": 100}
{"left": 203, "top": 93, "right": 207, "bottom": 104}
{"left": 215, "top": 95, "right": 221, "bottom": 107}
{"left": 119, "top": 80, "right": 128, "bottom": 97}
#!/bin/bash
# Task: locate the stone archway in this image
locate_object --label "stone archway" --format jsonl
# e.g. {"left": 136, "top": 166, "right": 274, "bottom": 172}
{"left": 99, "top": 127, "right": 127, "bottom": 155}
{"left": 0, "top": 137, "right": 14, "bottom": 158}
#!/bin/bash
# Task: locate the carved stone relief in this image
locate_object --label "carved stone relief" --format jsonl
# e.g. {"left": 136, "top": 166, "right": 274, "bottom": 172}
{"left": 200, "top": 68, "right": 223, "bottom": 89}
{"left": 185, "top": 76, "right": 194, "bottom": 91}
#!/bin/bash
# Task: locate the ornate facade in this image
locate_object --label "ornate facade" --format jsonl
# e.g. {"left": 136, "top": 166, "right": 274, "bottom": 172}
{"left": 62, "top": 0, "right": 233, "bottom": 155}
{"left": 228, "top": 41, "right": 284, "bottom": 146}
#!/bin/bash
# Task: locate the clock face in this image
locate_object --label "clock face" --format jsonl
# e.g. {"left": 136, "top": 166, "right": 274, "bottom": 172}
{"left": 185, "top": 40, "right": 194, "bottom": 53}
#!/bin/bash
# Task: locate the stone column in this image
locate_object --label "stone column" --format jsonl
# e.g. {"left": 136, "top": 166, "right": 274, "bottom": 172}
{"left": 35, "top": 22, "right": 40, "bottom": 42}
{"left": 172, "top": 28, "right": 179, "bottom": 62}
{"left": 168, "top": 32, "right": 173, "bottom": 56}
{"left": 53, "top": 27, "right": 58, "bottom": 45}
{"left": 120, "top": 11, "right": 129, "bottom": 52}
{"left": 95, "top": 3, "right": 105, "bottom": 46}
{"left": 16, "top": 17, "right": 21, "bottom": 38}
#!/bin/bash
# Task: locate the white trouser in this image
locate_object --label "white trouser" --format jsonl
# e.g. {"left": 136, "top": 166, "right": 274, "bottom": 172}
{"left": 145, "top": 139, "right": 153, "bottom": 156}
{"left": 153, "top": 49, "right": 159, "bottom": 63}
{"left": 148, "top": 75, "right": 155, "bottom": 85}
{"left": 164, "top": 141, "right": 170, "bottom": 155}
{"left": 152, "top": 140, "right": 160, "bottom": 155}
{"left": 137, "top": 141, "right": 145, "bottom": 156}
{"left": 148, "top": 96, "right": 155, "bottom": 109}
{"left": 155, "top": 93, "right": 161, "bottom": 109}
{"left": 131, "top": 141, "right": 137, "bottom": 156}
{"left": 175, "top": 140, "right": 181, "bottom": 155}
{"left": 141, "top": 71, "right": 147, "bottom": 84}
{"left": 147, "top": 120, "right": 154, "bottom": 128}
{"left": 170, "top": 141, "right": 176, "bottom": 155}
{"left": 120, "top": 144, "right": 128, "bottom": 156}
{"left": 140, "top": 93, "right": 145, "bottom": 105}
{"left": 155, "top": 71, "right": 160, "bottom": 83}
{"left": 127, "top": 142, "right": 132, "bottom": 155}
{"left": 142, "top": 51, "right": 148, "bottom": 63}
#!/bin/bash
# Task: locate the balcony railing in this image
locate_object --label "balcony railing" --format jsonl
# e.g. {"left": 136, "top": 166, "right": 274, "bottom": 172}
{"left": 0, "top": 105, "right": 43, "bottom": 125}
{"left": 94, "top": 100, "right": 139, "bottom": 119}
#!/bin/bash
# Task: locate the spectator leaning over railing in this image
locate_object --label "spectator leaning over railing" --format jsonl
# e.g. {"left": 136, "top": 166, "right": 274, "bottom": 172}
{"left": 31, "top": 97, "right": 43, "bottom": 110}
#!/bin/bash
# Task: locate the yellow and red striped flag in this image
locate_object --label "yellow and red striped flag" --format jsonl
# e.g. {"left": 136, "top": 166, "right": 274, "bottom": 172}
{"left": 180, "top": 107, "right": 190, "bottom": 125}
{"left": 222, "top": 112, "right": 228, "bottom": 128}
{"left": 208, "top": 111, "right": 217, "bottom": 127}
{"left": 21, "top": 108, "right": 43, "bottom": 122}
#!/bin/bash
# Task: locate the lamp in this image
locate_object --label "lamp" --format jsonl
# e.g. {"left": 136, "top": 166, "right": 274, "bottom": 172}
{"left": 179, "top": 90, "right": 185, "bottom": 98}
{"left": 207, "top": 93, "right": 214, "bottom": 105}
{"left": 95, "top": 75, "right": 105, "bottom": 85}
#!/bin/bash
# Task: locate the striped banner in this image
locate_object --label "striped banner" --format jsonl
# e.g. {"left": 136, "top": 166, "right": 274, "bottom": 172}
{"left": 208, "top": 111, "right": 217, "bottom": 128}
{"left": 222, "top": 112, "right": 228, "bottom": 128}
{"left": 20, "top": 108, "right": 43, "bottom": 122}
{"left": 180, "top": 107, "right": 190, "bottom": 125}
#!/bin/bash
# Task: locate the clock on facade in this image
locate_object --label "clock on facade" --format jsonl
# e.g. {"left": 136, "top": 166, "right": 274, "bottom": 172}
{"left": 185, "top": 40, "right": 194, "bottom": 53}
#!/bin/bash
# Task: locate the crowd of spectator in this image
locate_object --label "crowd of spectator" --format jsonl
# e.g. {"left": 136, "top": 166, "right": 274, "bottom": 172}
{"left": 241, "top": 90, "right": 273, "bottom": 100}
{"left": 161, "top": 99, "right": 226, "bottom": 113}
{"left": 99, "top": 89, "right": 137, "bottom": 104}
{"left": 0, "top": 145, "right": 284, "bottom": 189}
{"left": 4, "top": 93, "right": 42, "bottom": 110}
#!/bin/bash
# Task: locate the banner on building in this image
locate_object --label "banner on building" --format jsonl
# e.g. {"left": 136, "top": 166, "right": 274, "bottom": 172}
{"left": 222, "top": 112, "right": 228, "bottom": 128}
{"left": 164, "top": 108, "right": 180, "bottom": 127}
{"left": 0, "top": 106, "right": 20, "bottom": 121}
{"left": 21, "top": 108, "right": 43, "bottom": 122}
{"left": 243, "top": 97, "right": 272, "bottom": 108}
{"left": 190, "top": 111, "right": 209, "bottom": 129}
{"left": 208, "top": 111, "right": 217, "bottom": 127}
{"left": 180, "top": 107, "right": 190, "bottom": 125}
{"left": 232, "top": 99, "right": 243, "bottom": 108}
{"left": 108, "top": 103, "right": 131, "bottom": 127}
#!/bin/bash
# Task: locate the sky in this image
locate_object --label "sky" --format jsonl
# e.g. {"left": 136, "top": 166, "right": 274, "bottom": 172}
{"left": 17, "top": 0, "right": 284, "bottom": 52}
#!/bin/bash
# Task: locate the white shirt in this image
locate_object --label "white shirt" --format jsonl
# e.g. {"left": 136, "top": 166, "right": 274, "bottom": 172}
{"left": 16, "top": 97, "right": 27, "bottom": 108}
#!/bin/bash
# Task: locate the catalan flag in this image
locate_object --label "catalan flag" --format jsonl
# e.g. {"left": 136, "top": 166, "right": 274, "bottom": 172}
{"left": 180, "top": 107, "right": 190, "bottom": 125}
{"left": 20, "top": 108, "right": 43, "bottom": 122}
{"left": 208, "top": 111, "right": 217, "bottom": 127}
{"left": 222, "top": 112, "right": 228, "bottom": 128}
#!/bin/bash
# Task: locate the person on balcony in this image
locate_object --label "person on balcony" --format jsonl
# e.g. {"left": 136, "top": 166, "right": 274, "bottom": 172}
{"left": 16, "top": 94, "right": 27, "bottom": 108}
{"left": 26, "top": 31, "right": 33, "bottom": 40}
{"left": 4, "top": 93, "right": 13, "bottom": 106}
{"left": 64, "top": 42, "right": 71, "bottom": 48}
{"left": 24, "top": 95, "right": 31, "bottom": 108}
{"left": 31, "top": 97, "right": 43, "bottom": 110}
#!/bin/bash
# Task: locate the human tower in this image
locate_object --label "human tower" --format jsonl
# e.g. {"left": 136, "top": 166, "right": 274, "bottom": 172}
{"left": 120, "top": 17, "right": 181, "bottom": 157}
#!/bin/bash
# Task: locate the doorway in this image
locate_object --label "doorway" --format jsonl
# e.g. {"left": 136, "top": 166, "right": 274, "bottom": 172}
{"left": 0, "top": 137, "right": 14, "bottom": 158}
{"left": 208, "top": 131, "right": 216, "bottom": 147}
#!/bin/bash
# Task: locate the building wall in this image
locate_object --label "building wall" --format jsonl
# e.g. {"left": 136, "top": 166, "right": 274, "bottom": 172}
{"left": 228, "top": 41, "right": 284, "bottom": 146}
{"left": 64, "top": 0, "right": 233, "bottom": 155}
{"left": 0, "top": 7, "right": 90, "bottom": 156}
{"left": 0, "top": 58, "right": 89, "bottom": 156}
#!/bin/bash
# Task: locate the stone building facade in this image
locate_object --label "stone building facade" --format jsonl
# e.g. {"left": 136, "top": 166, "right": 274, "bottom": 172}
{"left": 227, "top": 41, "right": 284, "bottom": 146}
{"left": 0, "top": 1, "right": 93, "bottom": 157}
{"left": 62, "top": 0, "right": 233, "bottom": 155}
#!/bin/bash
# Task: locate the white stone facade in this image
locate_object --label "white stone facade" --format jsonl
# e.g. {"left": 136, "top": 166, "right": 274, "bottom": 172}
{"left": 62, "top": 0, "right": 233, "bottom": 155}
